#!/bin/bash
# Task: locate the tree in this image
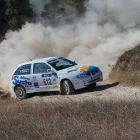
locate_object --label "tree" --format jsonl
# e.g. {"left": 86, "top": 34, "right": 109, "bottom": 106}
{"left": 66, "top": 0, "right": 86, "bottom": 13}
{"left": 0, "top": 0, "right": 35, "bottom": 40}
{"left": 0, "top": 0, "right": 7, "bottom": 37}
{"left": 4, "top": 0, "right": 34, "bottom": 29}
{"left": 41, "top": 0, "right": 86, "bottom": 22}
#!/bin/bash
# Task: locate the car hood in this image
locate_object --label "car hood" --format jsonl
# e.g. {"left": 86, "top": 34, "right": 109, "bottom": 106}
{"left": 57, "top": 64, "right": 99, "bottom": 75}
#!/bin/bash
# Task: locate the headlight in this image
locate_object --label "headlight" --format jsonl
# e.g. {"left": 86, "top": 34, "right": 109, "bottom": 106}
{"left": 76, "top": 74, "right": 87, "bottom": 78}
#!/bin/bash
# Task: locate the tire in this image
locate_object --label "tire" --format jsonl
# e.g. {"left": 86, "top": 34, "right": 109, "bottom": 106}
{"left": 61, "top": 80, "right": 74, "bottom": 95}
{"left": 14, "top": 85, "right": 28, "bottom": 100}
{"left": 90, "top": 82, "right": 96, "bottom": 88}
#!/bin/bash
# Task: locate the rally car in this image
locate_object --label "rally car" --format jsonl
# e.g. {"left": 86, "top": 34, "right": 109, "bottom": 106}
{"left": 11, "top": 57, "right": 103, "bottom": 99}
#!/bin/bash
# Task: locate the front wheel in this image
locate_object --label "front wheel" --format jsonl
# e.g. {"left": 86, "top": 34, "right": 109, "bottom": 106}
{"left": 15, "top": 85, "right": 28, "bottom": 100}
{"left": 61, "top": 80, "right": 74, "bottom": 95}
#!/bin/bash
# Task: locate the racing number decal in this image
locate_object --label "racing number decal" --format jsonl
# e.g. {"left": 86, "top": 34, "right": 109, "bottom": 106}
{"left": 43, "top": 78, "right": 52, "bottom": 85}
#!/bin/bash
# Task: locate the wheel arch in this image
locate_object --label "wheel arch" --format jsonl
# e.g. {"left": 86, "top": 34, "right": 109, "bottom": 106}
{"left": 60, "top": 78, "right": 75, "bottom": 90}
{"left": 14, "top": 84, "right": 26, "bottom": 92}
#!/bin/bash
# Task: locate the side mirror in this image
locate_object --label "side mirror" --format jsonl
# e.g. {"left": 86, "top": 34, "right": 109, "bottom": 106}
{"left": 47, "top": 69, "right": 52, "bottom": 73}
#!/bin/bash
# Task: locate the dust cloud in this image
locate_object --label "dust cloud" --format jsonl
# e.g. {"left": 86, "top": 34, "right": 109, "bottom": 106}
{"left": 0, "top": 0, "right": 140, "bottom": 97}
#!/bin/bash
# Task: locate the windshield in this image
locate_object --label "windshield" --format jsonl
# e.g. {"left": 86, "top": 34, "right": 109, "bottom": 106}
{"left": 48, "top": 58, "right": 77, "bottom": 71}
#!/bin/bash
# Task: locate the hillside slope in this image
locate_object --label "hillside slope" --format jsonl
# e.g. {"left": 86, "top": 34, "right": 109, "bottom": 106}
{"left": 109, "top": 44, "right": 140, "bottom": 87}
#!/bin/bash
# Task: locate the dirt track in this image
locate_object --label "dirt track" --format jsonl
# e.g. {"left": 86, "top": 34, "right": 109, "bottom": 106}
{"left": 26, "top": 79, "right": 140, "bottom": 103}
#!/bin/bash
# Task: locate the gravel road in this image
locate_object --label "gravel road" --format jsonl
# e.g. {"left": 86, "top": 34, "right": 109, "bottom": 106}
{"left": 26, "top": 79, "right": 140, "bottom": 103}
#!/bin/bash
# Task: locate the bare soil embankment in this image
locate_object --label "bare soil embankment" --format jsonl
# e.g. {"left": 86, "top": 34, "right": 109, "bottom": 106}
{"left": 109, "top": 44, "right": 140, "bottom": 87}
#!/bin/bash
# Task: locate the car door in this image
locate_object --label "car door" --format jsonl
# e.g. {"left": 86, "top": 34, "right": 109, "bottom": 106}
{"left": 32, "top": 62, "right": 55, "bottom": 92}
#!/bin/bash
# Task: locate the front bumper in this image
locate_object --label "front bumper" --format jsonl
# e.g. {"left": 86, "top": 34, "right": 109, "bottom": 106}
{"left": 83, "top": 76, "right": 102, "bottom": 86}
{"left": 73, "top": 72, "right": 103, "bottom": 90}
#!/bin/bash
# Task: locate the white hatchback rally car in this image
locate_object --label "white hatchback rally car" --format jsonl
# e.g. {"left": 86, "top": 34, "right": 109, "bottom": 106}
{"left": 11, "top": 57, "right": 103, "bottom": 99}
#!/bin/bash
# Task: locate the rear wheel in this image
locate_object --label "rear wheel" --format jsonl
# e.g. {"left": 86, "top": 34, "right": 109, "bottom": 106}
{"left": 15, "top": 85, "right": 28, "bottom": 100}
{"left": 61, "top": 80, "right": 74, "bottom": 95}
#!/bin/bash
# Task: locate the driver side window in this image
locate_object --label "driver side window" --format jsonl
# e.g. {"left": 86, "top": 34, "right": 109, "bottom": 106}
{"left": 33, "top": 63, "right": 51, "bottom": 74}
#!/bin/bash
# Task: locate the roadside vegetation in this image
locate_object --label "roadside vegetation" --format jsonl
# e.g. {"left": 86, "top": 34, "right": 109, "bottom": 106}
{"left": 0, "top": 99, "right": 140, "bottom": 140}
{"left": 0, "top": 0, "right": 87, "bottom": 40}
{"left": 109, "top": 44, "right": 140, "bottom": 87}
{"left": 41, "top": 0, "right": 86, "bottom": 22}
{"left": 0, "top": 0, "right": 33, "bottom": 39}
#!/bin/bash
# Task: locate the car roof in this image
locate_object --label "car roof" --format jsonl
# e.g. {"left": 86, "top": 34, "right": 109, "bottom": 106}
{"left": 17, "top": 57, "right": 61, "bottom": 67}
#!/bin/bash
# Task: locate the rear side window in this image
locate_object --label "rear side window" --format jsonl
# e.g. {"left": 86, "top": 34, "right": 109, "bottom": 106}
{"left": 14, "top": 64, "right": 31, "bottom": 75}
{"left": 33, "top": 63, "right": 50, "bottom": 74}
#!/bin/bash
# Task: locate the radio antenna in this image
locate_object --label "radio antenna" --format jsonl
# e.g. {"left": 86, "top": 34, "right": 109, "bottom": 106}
{"left": 14, "top": 48, "right": 32, "bottom": 61}
{"left": 24, "top": 53, "right": 32, "bottom": 61}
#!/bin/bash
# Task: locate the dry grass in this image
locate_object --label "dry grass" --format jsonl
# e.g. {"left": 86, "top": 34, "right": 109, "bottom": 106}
{"left": 109, "top": 44, "right": 140, "bottom": 87}
{"left": 1, "top": 99, "right": 140, "bottom": 140}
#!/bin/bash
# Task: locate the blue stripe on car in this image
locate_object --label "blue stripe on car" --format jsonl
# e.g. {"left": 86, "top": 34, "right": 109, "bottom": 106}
{"left": 87, "top": 66, "right": 98, "bottom": 74}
